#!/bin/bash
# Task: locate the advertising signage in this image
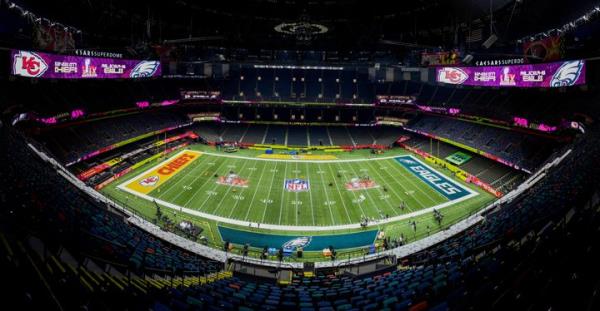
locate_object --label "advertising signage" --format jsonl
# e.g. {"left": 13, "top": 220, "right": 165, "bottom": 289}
{"left": 436, "top": 60, "right": 585, "bottom": 88}
{"left": 11, "top": 50, "right": 161, "bottom": 79}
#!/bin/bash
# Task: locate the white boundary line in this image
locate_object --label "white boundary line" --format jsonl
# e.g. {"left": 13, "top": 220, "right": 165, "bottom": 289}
{"left": 117, "top": 150, "right": 479, "bottom": 232}
{"left": 198, "top": 151, "right": 408, "bottom": 163}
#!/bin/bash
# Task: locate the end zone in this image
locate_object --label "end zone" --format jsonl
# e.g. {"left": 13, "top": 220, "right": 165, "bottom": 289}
{"left": 395, "top": 155, "right": 477, "bottom": 200}
{"left": 257, "top": 154, "right": 338, "bottom": 160}
{"left": 119, "top": 150, "right": 202, "bottom": 194}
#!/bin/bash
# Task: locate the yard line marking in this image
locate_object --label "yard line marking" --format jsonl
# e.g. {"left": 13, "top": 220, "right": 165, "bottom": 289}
{"left": 228, "top": 157, "right": 263, "bottom": 219}
{"left": 178, "top": 157, "right": 231, "bottom": 209}
{"left": 316, "top": 163, "right": 337, "bottom": 225}
{"left": 304, "top": 162, "right": 316, "bottom": 226}
{"left": 333, "top": 162, "right": 368, "bottom": 218}
{"left": 324, "top": 162, "right": 353, "bottom": 224}
{"left": 344, "top": 161, "right": 393, "bottom": 219}
{"left": 294, "top": 161, "right": 299, "bottom": 226}
{"left": 277, "top": 161, "right": 289, "bottom": 225}
{"left": 386, "top": 161, "right": 433, "bottom": 209}
{"left": 261, "top": 162, "right": 279, "bottom": 224}
{"left": 243, "top": 160, "right": 268, "bottom": 220}
{"left": 389, "top": 158, "right": 446, "bottom": 205}
{"left": 155, "top": 157, "right": 208, "bottom": 197}
{"left": 364, "top": 159, "right": 435, "bottom": 211}
{"left": 364, "top": 159, "right": 413, "bottom": 215}
{"left": 162, "top": 156, "right": 216, "bottom": 203}
{"left": 206, "top": 158, "right": 252, "bottom": 216}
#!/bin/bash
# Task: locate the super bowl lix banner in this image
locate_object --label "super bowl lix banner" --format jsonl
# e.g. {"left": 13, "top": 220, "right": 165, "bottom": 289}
{"left": 436, "top": 60, "right": 585, "bottom": 88}
{"left": 11, "top": 50, "right": 161, "bottom": 79}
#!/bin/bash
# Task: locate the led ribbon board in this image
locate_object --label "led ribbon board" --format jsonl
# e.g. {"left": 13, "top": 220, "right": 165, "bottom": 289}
{"left": 436, "top": 60, "right": 586, "bottom": 88}
{"left": 11, "top": 49, "right": 161, "bottom": 79}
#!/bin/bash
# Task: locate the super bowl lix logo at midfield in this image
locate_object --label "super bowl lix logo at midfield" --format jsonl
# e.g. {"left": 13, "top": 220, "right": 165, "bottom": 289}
{"left": 284, "top": 179, "right": 310, "bottom": 192}
{"left": 217, "top": 173, "right": 249, "bottom": 188}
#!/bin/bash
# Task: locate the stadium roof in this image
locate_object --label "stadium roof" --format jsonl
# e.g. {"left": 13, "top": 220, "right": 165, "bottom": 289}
{"left": 5, "top": 0, "right": 600, "bottom": 55}
{"left": 2, "top": 0, "right": 519, "bottom": 50}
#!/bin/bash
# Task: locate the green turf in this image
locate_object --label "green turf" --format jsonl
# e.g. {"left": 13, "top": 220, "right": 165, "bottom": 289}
{"left": 144, "top": 153, "right": 450, "bottom": 226}
{"left": 101, "top": 144, "right": 496, "bottom": 259}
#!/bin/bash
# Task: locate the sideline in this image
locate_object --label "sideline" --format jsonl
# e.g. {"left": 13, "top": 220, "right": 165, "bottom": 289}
{"left": 199, "top": 150, "right": 409, "bottom": 163}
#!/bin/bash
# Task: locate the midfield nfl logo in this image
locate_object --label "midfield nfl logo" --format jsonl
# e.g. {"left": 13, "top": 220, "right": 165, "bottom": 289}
{"left": 284, "top": 178, "right": 310, "bottom": 192}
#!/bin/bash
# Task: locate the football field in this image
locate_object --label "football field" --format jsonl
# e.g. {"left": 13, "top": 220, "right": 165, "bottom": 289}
{"left": 116, "top": 149, "right": 482, "bottom": 228}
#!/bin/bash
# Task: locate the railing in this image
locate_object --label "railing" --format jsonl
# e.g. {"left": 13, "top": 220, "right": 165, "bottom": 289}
{"left": 106, "top": 189, "right": 492, "bottom": 264}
